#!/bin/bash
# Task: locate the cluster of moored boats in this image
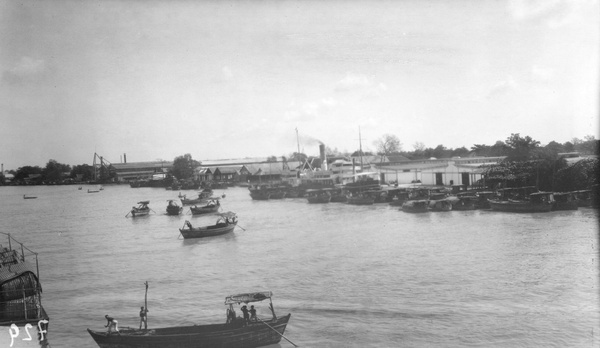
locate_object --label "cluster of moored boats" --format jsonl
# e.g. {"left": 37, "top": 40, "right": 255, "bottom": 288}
{"left": 248, "top": 183, "right": 599, "bottom": 214}
{"left": 125, "top": 188, "right": 240, "bottom": 240}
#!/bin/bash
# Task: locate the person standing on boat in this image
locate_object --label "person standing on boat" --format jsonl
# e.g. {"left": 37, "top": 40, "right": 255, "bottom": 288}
{"left": 139, "top": 306, "right": 149, "bottom": 329}
{"left": 240, "top": 305, "right": 250, "bottom": 326}
{"left": 105, "top": 315, "right": 119, "bottom": 335}
{"left": 249, "top": 305, "right": 257, "bottom": 322}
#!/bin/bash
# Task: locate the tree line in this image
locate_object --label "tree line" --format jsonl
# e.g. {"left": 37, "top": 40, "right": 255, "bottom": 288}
{"left": 2, "top": 134, "right": 598, "bottom": 190}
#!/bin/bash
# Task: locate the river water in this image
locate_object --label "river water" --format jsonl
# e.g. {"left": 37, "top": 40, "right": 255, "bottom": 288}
{"left": 0, "top": 185, "right": 598, "bottom": 347}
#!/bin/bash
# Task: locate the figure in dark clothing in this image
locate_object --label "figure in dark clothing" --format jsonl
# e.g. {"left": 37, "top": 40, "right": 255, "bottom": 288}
{"left": 105, "top": 315, "right": 120, "bottom": 335}
{"left": 227, "top": 308, "right": 236, "bottom": 324}
{"left": 249, "top": 305, "right": 257, "bottom": 322}
{"left": 240, "top": 305, "right": 249, "bottom": 326}
{"left": 139, "top": 306, "right": 148, "bottom": 329}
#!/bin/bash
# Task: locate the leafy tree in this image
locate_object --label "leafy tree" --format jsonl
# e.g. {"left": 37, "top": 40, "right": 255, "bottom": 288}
{"left": 71, "top": 164, "right": 94, "bottom": 181}
{"left": 575, "top": 135, "right": 599, "bottom": 155}
{"left": 172, "top": 154, "right": 201, "bottom": 180}
{"left": 451, "top": 146, "right": 470, "bottom": 158}
{"left": 266, "top": 156, "right": 278, "bottom": 162}
{"left": 14, "top": 166, "right": 43, "bottom": 183}
{"left": 482, "top": 157, "right": 567, "bottom": 191}
{"left": 470, "top": 144, "right": 490, "bottom": 156}
{"left": 563, "top": 141, "right": 575, "bottom": 153}
{"left": 43, "top": 159, "right": 71, "bottom": 182}
{"left": 423, "top": 145, "right": 452, "bottom": 159}
{"left": 554, "top": 158, "right": 599, "bottom": 192}
{"left": 543, "top": 141, "right": 565, "bottom": 157}
{"left": 504, "top": 133, "right": 540, "bottom": 161}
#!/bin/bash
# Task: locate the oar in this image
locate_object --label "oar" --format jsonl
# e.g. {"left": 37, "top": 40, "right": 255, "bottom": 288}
{"left": 236, "top": 224, "right": 246, "bottom": 231}
{"left": 125, "top": 211, "right": 130, "bottom": 218}
{"left": 257, "top": 317, "right": 298, "bottom": 347}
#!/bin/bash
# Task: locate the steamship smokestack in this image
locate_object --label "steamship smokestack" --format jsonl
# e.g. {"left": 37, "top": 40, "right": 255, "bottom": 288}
{"left": 124, "top": 153, "right": 127, "bottom": 164}
{"left": 319, "top": 144, "right": 327, "bottom": 171}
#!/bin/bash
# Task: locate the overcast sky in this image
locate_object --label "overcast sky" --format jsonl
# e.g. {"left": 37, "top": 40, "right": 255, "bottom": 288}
{"left": 1, "top": 0, "right": 598, "bottom": 169}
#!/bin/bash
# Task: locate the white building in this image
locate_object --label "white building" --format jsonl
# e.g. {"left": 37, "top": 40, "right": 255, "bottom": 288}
{"left": 375, "top": 156, "right": 505, "bottom": 187}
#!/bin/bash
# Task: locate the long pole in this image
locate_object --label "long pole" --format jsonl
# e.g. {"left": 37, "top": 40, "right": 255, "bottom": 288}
{"left": 295, "top": 127, "right": 300, "bottom": 156}
{"left": 257, "top": 318, "right": 299, "bottom": 347}
{"left": 359, "top": 126, "right": 364, "bottom": 170}
{"left": 144, "top": 281, "right": 148, "bottom": 329}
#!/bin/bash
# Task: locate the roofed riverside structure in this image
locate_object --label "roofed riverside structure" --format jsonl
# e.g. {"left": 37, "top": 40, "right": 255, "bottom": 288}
{"left": 112, "top": 161, "right": 173, "bottom": 182}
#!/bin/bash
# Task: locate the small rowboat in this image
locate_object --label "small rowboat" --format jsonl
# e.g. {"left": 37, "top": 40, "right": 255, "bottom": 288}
{"left": 166, "top": 200, "right": 183, "bottom": 216}
{"left": 488, "top": 192, "right": 554, "bottom": 213}
{"left": 189, "top": 198, "right": 220, "bottom": 215}
{"left": 179, "top": 212, "right": 237, "bottom": 239}
{"left": 130, "top": 201, "right": 151, "bottom": 217}
{"left": 180, "top": 190, "right": 213, "bottom": 205}
{"left": 23, "top": 195, "right": 37, "bottom": 199}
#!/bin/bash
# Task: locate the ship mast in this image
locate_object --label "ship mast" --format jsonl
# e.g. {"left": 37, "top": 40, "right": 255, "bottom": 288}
{"left": 295, "top": 127, "right": 300, "bottom": 156}
{"left": 359, "top": 126, "right": 364, "bottom": 171}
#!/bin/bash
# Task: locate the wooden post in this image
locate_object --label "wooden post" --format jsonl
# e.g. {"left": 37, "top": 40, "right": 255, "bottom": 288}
{"left": 144, "top": 281, "right": 149, "bottom": 329}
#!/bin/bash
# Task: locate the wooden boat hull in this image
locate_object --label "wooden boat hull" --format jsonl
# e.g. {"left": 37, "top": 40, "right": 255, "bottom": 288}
{"left": 552, "top": 201, "right": 578, "bottom": 211}
{"left": 190, "top": 206, "right": 220, "bottom": 215}
{"left": 429, "top": 200, "right": 452, "bottom": 211}
{"left": 180, "top": 223, "right": 236, "bottom": 239}
{"left": 330, "top": 195, "right": 348, "bottom": 203}
{"left": 488, "top": 199, "right": 553, "bottom": 213}
{"left": 166, "top": 208, "right": 182, "bottom": 216}
{"left": 181, "top": 198, "right": 208, "bottom": 205}
{"left": 269, "top": 191, "right": 286, "bottom": 199}
{"left": 249, "top": 191, "right": 271, "bottom": 200}
{"left": 449, "top": 197, "right": 476, "bottom": 211}
{"left": 131, "top": 209, "right": 150, "bottom": 217}
{"left": 401, "top": 200, "right": 429, "bottom": 213}
{"left": 87, "top": 314, "right": 291, "bottom": 348}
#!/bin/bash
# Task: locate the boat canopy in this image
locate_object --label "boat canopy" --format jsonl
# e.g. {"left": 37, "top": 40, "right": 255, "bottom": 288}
{"left": 137, "top": 201, "right": 150, "bottom": 205}
{"left": 225, "top": 291, "right": 273, "bottom": 305}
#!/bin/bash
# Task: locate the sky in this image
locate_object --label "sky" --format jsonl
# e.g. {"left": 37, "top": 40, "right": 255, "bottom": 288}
{"left": 1, "top": 0, "right": 598, "bottom": 169}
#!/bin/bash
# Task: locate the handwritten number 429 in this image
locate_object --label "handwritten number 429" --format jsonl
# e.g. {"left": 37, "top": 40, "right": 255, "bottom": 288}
{"left": 9, "top": 320, "right": 49, "bottom": 347}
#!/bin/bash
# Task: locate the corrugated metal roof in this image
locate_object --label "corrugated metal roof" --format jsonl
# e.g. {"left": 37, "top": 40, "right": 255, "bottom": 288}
{"left": 244, "top": 163, "right": 289, "bottom": 175}
{"left": 112, "top": 162, "right": 173, "bottom": 171}
{"left": 201, "top": 158, "right": 271, "bottom": 166}
{"left": 114, "top": 170, "right": 157, "bottom": 176}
